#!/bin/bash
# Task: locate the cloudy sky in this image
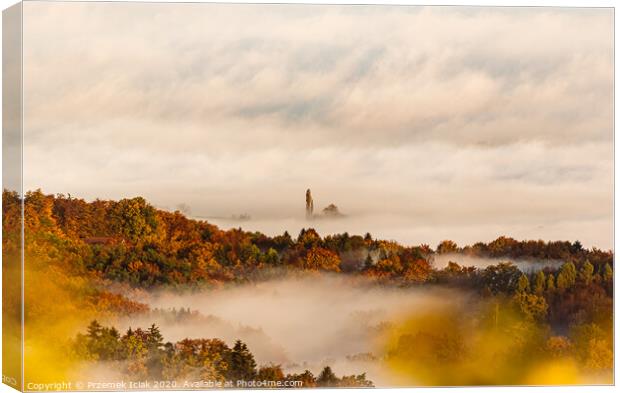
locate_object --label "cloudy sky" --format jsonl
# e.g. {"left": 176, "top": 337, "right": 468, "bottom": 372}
{"left": 22, "top": 3, "right": 613, "bottom": 249}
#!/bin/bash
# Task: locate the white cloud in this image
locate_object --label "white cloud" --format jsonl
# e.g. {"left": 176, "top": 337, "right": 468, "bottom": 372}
{"left": 21, "top": 3, "right": 613, "bottom": 248}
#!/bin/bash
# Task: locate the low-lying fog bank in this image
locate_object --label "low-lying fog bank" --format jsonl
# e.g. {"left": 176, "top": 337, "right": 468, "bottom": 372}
{"left": 205, "top": 214, "right": 610, "bottom": 251}
{"left": 120, "top": 275, "right": 468, "bottom": 385}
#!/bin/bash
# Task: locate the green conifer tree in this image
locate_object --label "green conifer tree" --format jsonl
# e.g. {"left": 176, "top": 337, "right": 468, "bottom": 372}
{"left": 534, "top": 271, "right": 545, "bottom": 294}
{"left": 228, "top": 340, "right": 257, "bottom": 381}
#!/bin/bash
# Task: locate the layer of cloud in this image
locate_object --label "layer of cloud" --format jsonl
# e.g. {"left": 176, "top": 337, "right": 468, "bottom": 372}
{"left": 21, "top": 3, "right": 613, "bottom": 248}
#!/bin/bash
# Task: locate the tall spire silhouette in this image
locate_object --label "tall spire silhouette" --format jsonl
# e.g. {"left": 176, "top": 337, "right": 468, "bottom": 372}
{"left": 305, "top": 189, "right": 314, "bottom": 219}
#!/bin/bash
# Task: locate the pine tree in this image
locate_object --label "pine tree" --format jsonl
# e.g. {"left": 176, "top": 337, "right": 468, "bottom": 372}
{"left": 147, "top": 324, "right": 164, "bottom": 351}
{"left": 317, "top": 366, "right": 339, "bottom": 387}
{"left": 144, "top": 324, "right": 165, "bottom": 378}
{"left": 517, "top": 274, "right": 530, "bottom": 293}
{"left": 556, "top": 262, "right": 576, "bottom": 290}
{"left": 228, "top": 340, "right": 257, "bottom": 381}
{"left": 534, "top": 271, "right": 545, "bottom": 294}
{"left": 87, "top": 320, "right": 102, "bottom": 339}
{"left": 578, "top": 261, "right": 594, "bottom": 285}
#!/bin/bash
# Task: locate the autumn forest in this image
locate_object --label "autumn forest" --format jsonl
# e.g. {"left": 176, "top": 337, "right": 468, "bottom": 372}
{"left": 2, "top": 189, "right": 614, "bottom": 387}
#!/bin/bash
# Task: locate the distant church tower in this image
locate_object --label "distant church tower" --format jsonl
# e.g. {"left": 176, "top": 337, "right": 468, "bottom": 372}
{"left": 305, "top": 189, "right": 314, "bottom": 219}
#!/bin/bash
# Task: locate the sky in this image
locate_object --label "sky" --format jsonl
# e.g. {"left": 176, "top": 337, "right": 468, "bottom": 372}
{"left": 21, "top": 3, "right": 613, "bottom": 249}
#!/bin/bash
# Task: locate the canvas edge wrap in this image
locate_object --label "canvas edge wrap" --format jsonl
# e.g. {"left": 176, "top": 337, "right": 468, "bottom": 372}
{"left": 2, "top": 2, "right": 24, "bottom": 391}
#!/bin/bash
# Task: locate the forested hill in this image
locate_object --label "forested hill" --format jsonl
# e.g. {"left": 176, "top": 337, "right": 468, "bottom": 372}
{"left": 4, "top": 190, "right": 613, "bottom": 384}
{"left": 3, "top": 189, "right": 613, "bottom": 289}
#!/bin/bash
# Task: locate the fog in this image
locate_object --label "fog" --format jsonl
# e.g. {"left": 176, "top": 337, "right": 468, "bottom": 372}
{"left": 21, "top": 3, "right": 613, "bottom": 251}
{"left": 117, "top": 275, "right": 468, "bottom": 385}
{"left": 206, "top": 212, "right": 610, "bottom": 251}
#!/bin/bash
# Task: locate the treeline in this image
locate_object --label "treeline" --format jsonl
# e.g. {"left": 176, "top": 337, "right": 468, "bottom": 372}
{"left": 72, "top": 321, "right": 373, "bottom": 388}
{"left": 436, "top": 238, "right": 612, "bottom": 267}
{"left": 438, "top": 257, "right": 612, "bottom": 331}
{"left": 3, "top": 190, "right": 612, "bottom": 289}
{"left": 429, "top": 258, "right": 613, "bottom": 381}
{"left": 3, "top": 190, "right": 614, "bottom": 385}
